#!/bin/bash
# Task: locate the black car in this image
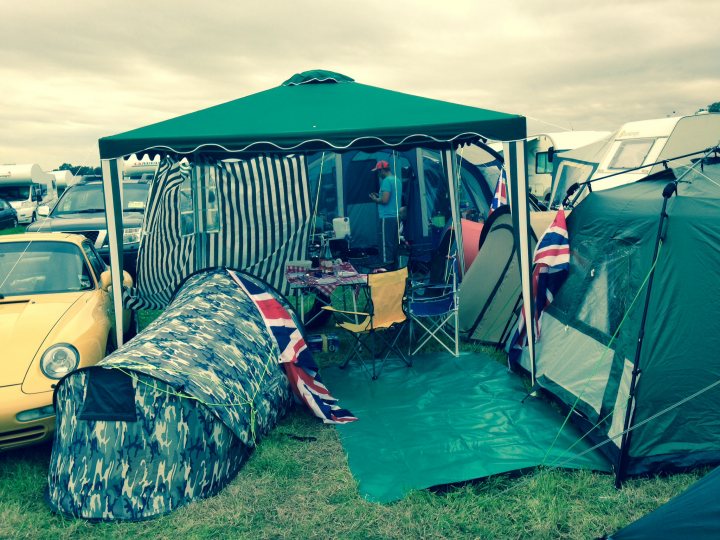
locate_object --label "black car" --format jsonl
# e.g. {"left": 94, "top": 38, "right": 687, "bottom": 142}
{"left": 0, "top": 197, "right": 19, "bottom": 231}
{"left": 27, "top": 180, "right": 149, "bottom": 277}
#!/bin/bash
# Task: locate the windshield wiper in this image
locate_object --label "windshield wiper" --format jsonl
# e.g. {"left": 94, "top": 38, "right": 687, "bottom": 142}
{"left": 123, "top": 208, "right": 146, "bottom": 213}
{"left": 71, "top": 208, "right": 106, "bottom": 214}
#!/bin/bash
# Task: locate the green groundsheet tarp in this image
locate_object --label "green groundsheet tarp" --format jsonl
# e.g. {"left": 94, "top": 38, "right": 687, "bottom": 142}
{"left": 322, "top": 352, "right": 611, "bottom": 503}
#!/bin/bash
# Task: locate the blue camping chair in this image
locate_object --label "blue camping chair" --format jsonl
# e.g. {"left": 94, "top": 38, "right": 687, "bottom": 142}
{"left": 406, "top": 253, "right": 460, "bottom": 357}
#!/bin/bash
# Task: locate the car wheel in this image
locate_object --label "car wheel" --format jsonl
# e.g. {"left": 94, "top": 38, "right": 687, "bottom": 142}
{"left": 11, "top": 218, "right": 18, "bottom": 229}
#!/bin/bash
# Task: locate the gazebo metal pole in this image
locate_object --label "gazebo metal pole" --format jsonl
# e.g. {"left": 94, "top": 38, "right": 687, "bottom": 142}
{"left": 504, "top": 140, "right": 537, "bottom": 386}
{"left": 101, "top": 158, "right": 126, "bottom": 348}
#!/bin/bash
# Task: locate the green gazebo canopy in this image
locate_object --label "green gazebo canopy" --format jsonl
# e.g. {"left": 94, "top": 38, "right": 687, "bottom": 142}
{"left": 99, "top": 69, "right": 526, "bottom": 159}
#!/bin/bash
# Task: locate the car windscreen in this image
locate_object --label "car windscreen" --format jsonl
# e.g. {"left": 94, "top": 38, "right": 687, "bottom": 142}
{"left": 0, "top": 186, "right": 31, "bottom": 202}
{"left": 52, "top": 183, "right": 149, "bottom": 215}
{"left": 0, "top": 241, "right": 94, "bottom": 296}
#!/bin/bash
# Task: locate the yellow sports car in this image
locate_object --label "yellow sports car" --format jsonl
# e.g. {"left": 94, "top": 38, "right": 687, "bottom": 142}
{"left": 0, "top": 232, "right": 132, "bottom": 450}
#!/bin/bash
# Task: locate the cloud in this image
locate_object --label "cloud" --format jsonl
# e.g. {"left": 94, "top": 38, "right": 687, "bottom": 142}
{"left": 1, "top": 0, "right": 718, "bottom": 169}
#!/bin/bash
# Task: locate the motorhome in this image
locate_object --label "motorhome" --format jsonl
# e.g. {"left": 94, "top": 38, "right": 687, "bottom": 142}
{"left": 0, "top": 164, "right": 58, "bottom": 224}
{"left": 50, "top": 170, "right": 80, "bottom": 197}
{"left": 550, "top": 113, "right": 720, "bottom": 207}
{"left": 122, "top": 154, "right": 160, "bottom": 180}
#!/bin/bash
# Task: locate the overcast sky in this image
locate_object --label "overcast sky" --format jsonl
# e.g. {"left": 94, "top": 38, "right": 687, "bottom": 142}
{"left": 2, "top": 0, "right": 718, "bottom": 170}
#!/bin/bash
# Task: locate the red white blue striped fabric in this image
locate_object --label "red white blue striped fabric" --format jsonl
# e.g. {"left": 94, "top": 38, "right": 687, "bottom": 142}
{"left": 489, "top": 168, "right": 508, "bottom": 215}
{"left": 228, "top": 270, "right": 357, "bottom": 424}
{"left": 508, "top": 209, "right": 570, "bottom": 367}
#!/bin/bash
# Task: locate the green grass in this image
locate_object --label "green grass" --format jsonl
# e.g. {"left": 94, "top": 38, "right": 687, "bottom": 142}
{"left": 0, "top": 308, "right": 705, "bottom": 539}
{"left": 0, "top": 225, "right": 26, "bottom": 236}
{"left": 0, "top": 413, "right": 703, "bottom": 539}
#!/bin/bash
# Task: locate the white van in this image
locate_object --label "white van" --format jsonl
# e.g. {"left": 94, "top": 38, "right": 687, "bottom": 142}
{"left": 0, "top": 164, "right": 58, "bottom": 224}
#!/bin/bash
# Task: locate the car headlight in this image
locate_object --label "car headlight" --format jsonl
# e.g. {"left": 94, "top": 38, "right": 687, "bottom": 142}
{"left": 40, "top": 344, "right": 79, "bottom": 379}
{"left": 123, "top": 227, "right": 142, "bottom": 245}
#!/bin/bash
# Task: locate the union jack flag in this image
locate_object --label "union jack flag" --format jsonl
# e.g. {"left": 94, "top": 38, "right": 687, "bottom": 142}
{"left": 489, "top": 167, "right": 508, "bottom": 215}
{"left": 229, "top": 270, "right": 357, "bottom": 424}
{"left": 508, "top": 208, "right": 570, "bottom": 368}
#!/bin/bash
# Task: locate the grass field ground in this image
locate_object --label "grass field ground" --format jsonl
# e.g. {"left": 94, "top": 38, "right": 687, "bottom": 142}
{"left": 0, "top": 225, "right": 27, "bottom": 236}
{"left": 0, "top": 405, "right": 703, "bottom": 540}
{"left": 0, "top": 274, "right": 708, "bottom": 538}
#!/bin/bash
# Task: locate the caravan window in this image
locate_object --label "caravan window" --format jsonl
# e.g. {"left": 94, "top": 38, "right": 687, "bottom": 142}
{"left": 537, "top": 150, "right": 569, "bottom": 175}
{"left": 536, "top": 152, "right": 553, "bottom": 174}
{"left": 550, "top": 161, "right": 596, "bottom": 208}
{"left": 608, "top": 139, "right": 654, "bottom": 170}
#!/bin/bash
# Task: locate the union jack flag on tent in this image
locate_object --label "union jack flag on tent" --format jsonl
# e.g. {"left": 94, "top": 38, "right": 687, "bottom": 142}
{"left": 489, "top": 167, "right": 508, "bottom": 215}
{"left": 508, "top": 208, "right": 570, "bottom": 368}
{"left": 229, "top": 270, "right": 357, "bottom": 424}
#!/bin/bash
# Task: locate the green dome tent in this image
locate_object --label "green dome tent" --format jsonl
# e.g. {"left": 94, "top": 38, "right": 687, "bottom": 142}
{"left": 608, "top": 466, "right": 720, "bottom": 539}
{"left": 518, "top": 159, "right": 720, "bottom": 483}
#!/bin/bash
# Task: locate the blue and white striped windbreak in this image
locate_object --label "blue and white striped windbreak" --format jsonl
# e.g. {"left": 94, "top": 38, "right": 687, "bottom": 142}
{"left": 125, "top": 154, "right": 312, "bottom": 310}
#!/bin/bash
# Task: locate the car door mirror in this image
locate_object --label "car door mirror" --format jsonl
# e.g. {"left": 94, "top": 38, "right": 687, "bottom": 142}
{"left": 100, "top": 269, "right": 134, "bottom": 291}
{"left": 37, "top": 205, "right": 50, "bottom": 217}
{"left": 100, "top": 270, "right": 112, "bottom": 291}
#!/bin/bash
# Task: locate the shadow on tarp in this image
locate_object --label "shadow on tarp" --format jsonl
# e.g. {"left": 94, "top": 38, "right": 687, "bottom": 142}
{"left": 321, "top": 352, "right": 611, "bottom": 503}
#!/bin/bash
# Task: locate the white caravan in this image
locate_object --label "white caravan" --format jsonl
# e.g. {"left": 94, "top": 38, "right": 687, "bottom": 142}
{"left": 0, "top": 164, "right": 58, "bottom": 224}
{"left": 468, "top": 131, "right": 611, "bottom": 198}
{"left": 550, "top": 113, "right": 720, "bottom": 207}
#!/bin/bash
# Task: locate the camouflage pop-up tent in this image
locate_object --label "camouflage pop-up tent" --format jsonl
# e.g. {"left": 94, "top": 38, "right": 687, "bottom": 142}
{"left": 47, "top": 269, "right": 307, "bottom": 520}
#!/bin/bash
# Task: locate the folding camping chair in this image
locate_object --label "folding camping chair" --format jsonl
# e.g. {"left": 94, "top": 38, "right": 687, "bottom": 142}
{"left": 323, "top": 267, "right": 410, "bottom": 379}
{"left": 406, "top": 253, "right": 460, "bottom": 357}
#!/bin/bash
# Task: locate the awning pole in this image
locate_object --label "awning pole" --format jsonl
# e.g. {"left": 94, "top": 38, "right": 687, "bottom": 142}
{"left": 504, "top": 140, "right": 536, "bottom": 386}
{"left": 101, "top": 158, "right": 125, "bottom": 348}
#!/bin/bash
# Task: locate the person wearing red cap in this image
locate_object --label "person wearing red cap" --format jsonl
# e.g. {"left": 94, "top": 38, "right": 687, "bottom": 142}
{"left": 369, "top": 160, "right": 402, "bottom": 269}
